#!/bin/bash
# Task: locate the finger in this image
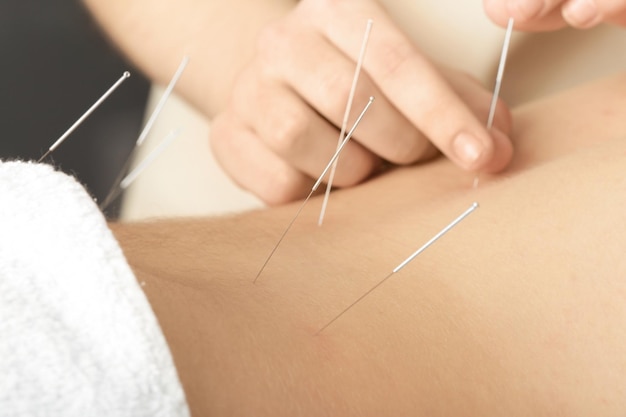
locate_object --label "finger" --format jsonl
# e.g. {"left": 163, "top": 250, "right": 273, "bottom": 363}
{"left": 483, "top": 0, "right": 569, "bottom": 30}
{"left": 231, "top": 67, "right": 380, "bottom": 187}
{"left": 507, "top": 0, "right": 567, "bottom": 21}
{"left": 482, "top": 127, "right": 514, "bottom": 173}
{"left": 439, "top": 67, "right": 514, "bottom": 136}
{"left": 604, "top": 0, "right": 626, "bottom": 25}
{"left": 255, "top": 20, "right": 430, "bottom": 165}
{"left": 562, "top": 0, "right": 626, "bottom": 28}
{"left": 306, "top": 0, "right": 509, "bottom": 171}
{"left": 210, "top": 112, "right": 313, "bottom": 205}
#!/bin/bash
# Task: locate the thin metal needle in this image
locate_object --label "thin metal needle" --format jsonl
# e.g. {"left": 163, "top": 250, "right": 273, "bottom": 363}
{"left": 254, "top": 96, "right": 375, "bottom": 284}
{"left": 316, "top": 201, "right": 479, "bottom": 335}
{"left": 38, "top": 71, "right": 131, "bottom": 163}
{"left": 136, "top": 56, "right": 189, "bottom": 147}
{"left": 474, "top": 17, "right": 514, "bottom": 189}
{"left": 100, "top": 128, "right": 183, "bottom": 211}
{"left": 100, "top": 56, "right": 190, "bottom": 211}
{"left": 120, "top": 128, "right": 183, "bottom": 189}
{"left": 318, "top": 19, "right": 374, "bottom": 227}
{"left": 486, "top": 18, "right": 514, "bottom": 130}
{"left": 393, "top": 202, "right": 479, "bottom": 272}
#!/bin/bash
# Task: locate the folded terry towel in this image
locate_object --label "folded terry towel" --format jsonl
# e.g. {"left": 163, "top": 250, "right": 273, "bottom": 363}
{"left": 0, "top": 161, "right": 190, "bottom": 417}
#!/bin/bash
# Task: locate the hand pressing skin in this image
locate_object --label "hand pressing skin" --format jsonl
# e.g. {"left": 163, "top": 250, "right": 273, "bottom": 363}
{"left": 210, "top": 0, "right": 514, "bottom": 205}
{"left": 484, "top": 0, "right": 626, "bottom": 30}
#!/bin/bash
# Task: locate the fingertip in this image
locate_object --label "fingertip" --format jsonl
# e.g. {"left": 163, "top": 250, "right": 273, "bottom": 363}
{"left": 485, "top": 0, "right": 570, "bottom": 30}
{"left": 481, "top": 127, "right": 515, "bottom": 173}
{"left": 506, "top": 0, "right": 544, "bottom": 21}
{"left": 483, "top": 0, "right": 521, "bottom": 26}
{"left": 450, "top": 126, "right": 513, "bottom": 173}
{"left": 452, "top": 132, "right": 488, "bottom": 170}
{"left": 561, "top": 0, "right": 602, "bottom": 28}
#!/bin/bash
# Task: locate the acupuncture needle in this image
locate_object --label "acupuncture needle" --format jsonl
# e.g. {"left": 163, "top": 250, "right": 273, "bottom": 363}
{"left": 100, "top": 56, "right": 190, "bottom": 210}
{"left": 100, "top": 128, "right": 183, "bottom": 210}
{"left": 316, "top": 201, "right": 479, "bottom": 335}
{"left": 38, "top": 71, "right": 131, "bottom": 163}
{"left": 254, "top": 96, "right": 375, "bottom": 284}
{"left": 474, "top": 17, "right": 514, "bottom": 189}
{"left": 318, "top": 19, "right": 374, "bottom": 227}
{"left": 136, "top": 56, "right": 189, "bottom": 147}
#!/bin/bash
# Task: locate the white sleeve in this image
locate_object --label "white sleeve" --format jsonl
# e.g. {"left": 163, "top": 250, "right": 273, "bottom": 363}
{"left": 0, "top": 161, "right": 190, "bottom": 417}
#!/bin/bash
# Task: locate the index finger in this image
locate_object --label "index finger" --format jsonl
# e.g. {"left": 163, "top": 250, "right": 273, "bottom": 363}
{"left": 304, "top": 0, "right": 512, "bottom": 173}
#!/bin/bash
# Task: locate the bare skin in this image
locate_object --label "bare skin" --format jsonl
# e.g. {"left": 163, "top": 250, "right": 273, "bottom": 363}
{"left": 81, "top": 0, "right": 295, "bottom": 116}
{"left": 111, "top": 74, "right": 626, "bottom": 416}
{"left": 484, "top": 0, "right": 626, "bottom": 29}
{"left": 83, "top": 0, "right": 513, "bottom": 204}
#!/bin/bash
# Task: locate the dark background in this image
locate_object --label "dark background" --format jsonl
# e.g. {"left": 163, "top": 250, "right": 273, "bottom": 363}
{"left": 0, "top": 0, "right": 150, "bottom": 217}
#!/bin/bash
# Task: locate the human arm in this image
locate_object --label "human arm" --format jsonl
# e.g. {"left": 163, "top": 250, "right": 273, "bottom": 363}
{"left": 81, "top": 0, "right": 296, "bottom": 117}
{"left": 484, "top": 0, "right": 626, "bottom": 29}
{"left": 111, "top": 73, "right": 626, "bottom": 415}
{"left": 209, "top": 0, "right": 514, "bottom": 204}
{"left": 82, "top": 0, "right": 514, "bottom": 205}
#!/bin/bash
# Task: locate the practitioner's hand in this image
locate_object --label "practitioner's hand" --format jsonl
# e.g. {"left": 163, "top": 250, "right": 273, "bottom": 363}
{"left": 484, "top": 0, "right": 626, "bottom": 30}
{"left": 210, "top": 0, "right": 514, "bottom": 205}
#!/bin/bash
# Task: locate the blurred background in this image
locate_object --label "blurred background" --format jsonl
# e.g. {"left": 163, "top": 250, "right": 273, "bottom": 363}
{"left": 0, "top": 0, "right": 150, "bottom": 217}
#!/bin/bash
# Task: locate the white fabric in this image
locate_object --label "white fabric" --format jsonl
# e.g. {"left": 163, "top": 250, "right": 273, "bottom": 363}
{"left": 0, "top": 161, "right": 190, "bottom": 417}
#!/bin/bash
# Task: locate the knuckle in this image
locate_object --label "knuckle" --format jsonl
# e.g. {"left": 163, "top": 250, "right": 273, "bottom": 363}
{"left": 256, "top": 22, "right": 290, "bottom": 65}
{"left": 375, "top": 39, "right": 416, "bottom": 81}
{"left": 316, "top": 68, "right": 373, "bottom": 125}
{"left": 261, "top": 169, "right": 308, "bottom": 206}
{"left": 332, "top": 156, "right": 378, "bottom": 187}
{"left": 265, "top": 109, "right": 309, "bottom": 156}
{"left": 384, "top": 134, "right": 431, "bottom": 164}
{"left": 318, "top": 71, "right": 354, "bottom": 113}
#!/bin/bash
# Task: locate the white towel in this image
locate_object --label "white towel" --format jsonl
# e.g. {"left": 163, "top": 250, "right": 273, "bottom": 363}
{"left": 0, "top": 161, "right": 190, "bottom": 417}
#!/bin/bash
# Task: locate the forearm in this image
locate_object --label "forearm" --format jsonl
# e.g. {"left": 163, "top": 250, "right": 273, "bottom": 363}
{"left": 111, "top": 73, "right": 626, "bottom": 415}
{"left": 114, "top": 138, "right": 626, "bottom": 416}
{"left": 82, "top": 0, "right": 296, "bottom": 116}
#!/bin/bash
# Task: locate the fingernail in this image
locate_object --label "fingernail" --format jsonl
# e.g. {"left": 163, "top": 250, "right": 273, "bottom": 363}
{"left": 562, "top": 0, "right": 599, "bottom": 27}
{"left": 507, "top": 0, "right": 543, "bottom": 20}
{"left": 453, "top": 133, "right": 484, "bottom": 166}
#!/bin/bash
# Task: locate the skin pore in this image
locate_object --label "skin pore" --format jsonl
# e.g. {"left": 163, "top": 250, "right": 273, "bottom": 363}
{"left": 111, "top": 74, "right": 626, "bottom": 416}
